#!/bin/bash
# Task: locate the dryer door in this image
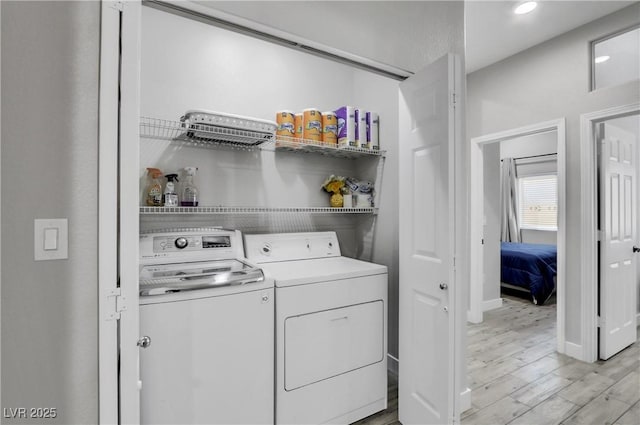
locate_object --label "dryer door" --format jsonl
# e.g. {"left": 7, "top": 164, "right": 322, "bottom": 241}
{"left": 284, "top": 300, "right": 384, "bottom": 390}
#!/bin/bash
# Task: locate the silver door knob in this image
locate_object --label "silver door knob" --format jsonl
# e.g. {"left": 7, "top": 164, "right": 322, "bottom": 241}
{"left": 439, "top": 282, "right": 448, "bottom": 290}
{"left": 137, "top": 336, "right": 151, "bottom": 349}
{"left": 633, "top": 246, "right": 640, "bottom": 253}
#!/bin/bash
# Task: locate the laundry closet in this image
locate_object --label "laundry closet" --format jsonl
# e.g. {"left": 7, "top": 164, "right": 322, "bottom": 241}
{"left": 135, "top": 3, "right": 399, "bottom": 425}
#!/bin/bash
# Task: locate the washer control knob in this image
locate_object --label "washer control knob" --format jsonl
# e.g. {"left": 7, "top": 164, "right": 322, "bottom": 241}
{"left": 175, "top": 237, "right": 188, "bottom": 249}
{"left": 261, "top": 244, "right": 271, "bottom": 255}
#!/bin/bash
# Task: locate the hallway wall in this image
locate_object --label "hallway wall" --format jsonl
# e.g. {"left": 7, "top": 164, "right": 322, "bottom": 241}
{"left": 467, "top": 3, "right": 640, "bottom": 347}
{"left": 1, "top": 2, "right": 100, "bottom": 423}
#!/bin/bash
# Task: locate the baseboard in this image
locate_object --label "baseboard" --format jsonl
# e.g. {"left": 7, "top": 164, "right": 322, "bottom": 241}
{"left": 387, "top": 354, "right": 399, "bottom": 376}
{"left": 467, "top": 309, "right": 482, "bottom": 324}
{"left": 564, "top": 341, "right": 583, "bottom": 360}
{"left": 459, "top": 387, "right": 471, "bottom": 413}
{"left": 482, "top": 298, "right": 503, "bottom": 312}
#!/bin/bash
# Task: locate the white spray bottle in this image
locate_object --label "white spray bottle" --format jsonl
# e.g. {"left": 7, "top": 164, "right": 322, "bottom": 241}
{"left": 181, "top": 167, "right": 199, "bottom": 207}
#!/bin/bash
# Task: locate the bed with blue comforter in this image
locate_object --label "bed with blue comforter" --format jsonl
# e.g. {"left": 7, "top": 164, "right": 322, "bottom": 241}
{"left": 501, "top": 242, "right": 557, "bottom": 305}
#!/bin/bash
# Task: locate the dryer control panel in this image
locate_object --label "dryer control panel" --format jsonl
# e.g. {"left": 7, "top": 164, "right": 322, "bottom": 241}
{"left": 244, "top": 232, "right": 341, "bottom": 263}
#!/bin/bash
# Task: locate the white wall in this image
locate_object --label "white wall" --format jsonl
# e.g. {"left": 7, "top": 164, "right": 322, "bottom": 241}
{"left": 500, "top": 131, "right": 557, "bottom": 159}
{"left": 483, "top": 143, "right": 501, "bottom": 304}
{"left": 467, "top": 3, "right": 640, "bottom": 345}
{"left": 1, "top": 1, "right": 100, "bottom": 423}
{"left": 193, "top": 0, "right": 465, "bottom": 73}
{"left": 520, "top": 229, "right": 557, "bottom": 246}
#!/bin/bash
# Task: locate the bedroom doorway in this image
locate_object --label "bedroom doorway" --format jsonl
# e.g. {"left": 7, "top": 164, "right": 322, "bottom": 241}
{"left": 468, "top": 119, "right": 567, "bottom": 353}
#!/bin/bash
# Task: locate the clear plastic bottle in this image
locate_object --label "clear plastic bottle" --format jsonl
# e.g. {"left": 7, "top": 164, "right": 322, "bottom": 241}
{"left": 163, "top": 174, "right": 179, "bottom": 207}
{"left": 180, "top": 167, "right": 199, "bottom": 207}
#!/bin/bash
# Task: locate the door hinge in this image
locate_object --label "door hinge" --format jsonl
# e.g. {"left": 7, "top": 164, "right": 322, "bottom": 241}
{"left": 597, "top": 315, "right": 604, "bottom": 327}
{"left": 597, "top": 230, "right": 602, "bottom": 242}
{"left": 110, "top": 1, "right": 124, "bottom": 12}
{"left": 106, "top": 288, "right": 127, "bottom": 321}
{"left": 451, "top": 92, "right": 457, "bottom": 108}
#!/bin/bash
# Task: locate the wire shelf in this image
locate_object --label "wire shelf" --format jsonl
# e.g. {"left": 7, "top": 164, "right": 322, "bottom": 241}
{"left": 140, "top": 117, "right": 274, "bottom": 150}
{"left": 273, "top": 135, "right": 385, "bottom": 159}
{"left": 139, "top": 117, "right": 385, "bottom": 158}
{"left": 140, "top": 206, "right": 378, "bottom": 215}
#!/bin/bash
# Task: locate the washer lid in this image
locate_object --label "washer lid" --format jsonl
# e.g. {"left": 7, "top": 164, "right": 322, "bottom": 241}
{"left": 260, "top": 256, "right": 387, "bottom": 287}
{"left": 139, "top": 259, "right": 264, "bottom": 296}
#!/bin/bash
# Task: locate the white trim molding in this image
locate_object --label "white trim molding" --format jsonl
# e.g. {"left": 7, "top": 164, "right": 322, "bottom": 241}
{"left": 459, "top": 387, "right": 471, "bottom": 413}
{"left": 387, "top": 353, "right": 399, "bottom": 377}
{"left": 118, "top": 1, "right": 143, "bottom": 422}
{"left": 564, "top": 341, "right": 583, "bottom": 360}
{"left": 580, "top": 102, "right": 640, "bottom": 363}
{"left": 482, "top": 298, "right": 503, "bottom": 312}
{"left": 468, "top": 137, "right": 484, "bottom": 324}
{"left": 469, "top": 119, "right": 567, "bottom": 356}
{"left": 98, "top": 2, "right": 122, "bottom": 423}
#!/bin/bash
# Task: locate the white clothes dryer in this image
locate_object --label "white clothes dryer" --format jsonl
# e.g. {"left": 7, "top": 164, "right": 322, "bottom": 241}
{"left": 245, "top": 232, "right": 388, "bottom": 425}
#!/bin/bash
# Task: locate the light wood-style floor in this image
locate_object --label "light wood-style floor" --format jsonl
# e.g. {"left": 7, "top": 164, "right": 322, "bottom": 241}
{"left": 353, "top": 295, "right": 639, "bottom": 425}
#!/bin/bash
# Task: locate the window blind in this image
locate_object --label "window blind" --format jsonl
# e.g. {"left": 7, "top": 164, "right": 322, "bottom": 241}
{"left": 519, "top": 174, "right": 558, "bottom": 230}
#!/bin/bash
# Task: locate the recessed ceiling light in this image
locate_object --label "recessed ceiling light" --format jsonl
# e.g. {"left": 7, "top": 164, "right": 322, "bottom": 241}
{"left": 514, "top": 2, "right": 538, "bottom": 15}
{"left": 595, "top": 55, "right": 610, "bottom": 64}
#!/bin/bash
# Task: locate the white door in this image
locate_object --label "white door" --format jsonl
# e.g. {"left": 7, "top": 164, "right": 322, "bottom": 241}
{"left": 598, "top": 122, "right": 638, "bottom": 360}
{"left": 398, "top": 54, "right": 460, "bottom": 424}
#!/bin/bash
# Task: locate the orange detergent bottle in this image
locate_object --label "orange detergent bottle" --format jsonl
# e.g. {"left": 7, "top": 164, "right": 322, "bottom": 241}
{"left": 145, "top": 167, "right": 164, "bottom": 207}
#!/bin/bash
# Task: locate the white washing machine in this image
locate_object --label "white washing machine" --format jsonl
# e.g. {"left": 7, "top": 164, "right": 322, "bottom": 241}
{"left": 138, "top": 228, "right": 274, "bottom": 425}
{"left": 245, "top": 232, "right": 388, "bottom": 425}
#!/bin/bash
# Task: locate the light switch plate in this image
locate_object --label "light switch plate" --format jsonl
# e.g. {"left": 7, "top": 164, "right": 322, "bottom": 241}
{"left": 34, "top": 219, "right": 68, "bottom": 261}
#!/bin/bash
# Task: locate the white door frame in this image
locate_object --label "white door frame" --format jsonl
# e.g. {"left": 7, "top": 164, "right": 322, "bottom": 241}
{"left": 119, "top": 1, "right": 142, "bottom": 423}
{"left": 98, "top": 2, "right": 121, "bottom": 423}
{"left": 98, "top": 1, "right": 142, "bottom": 423}
{"left": 580, "top": 102, "right": 640, "bottom": 363}
{"left": 469, "top": 119, "right": 567, "bottom": 354}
